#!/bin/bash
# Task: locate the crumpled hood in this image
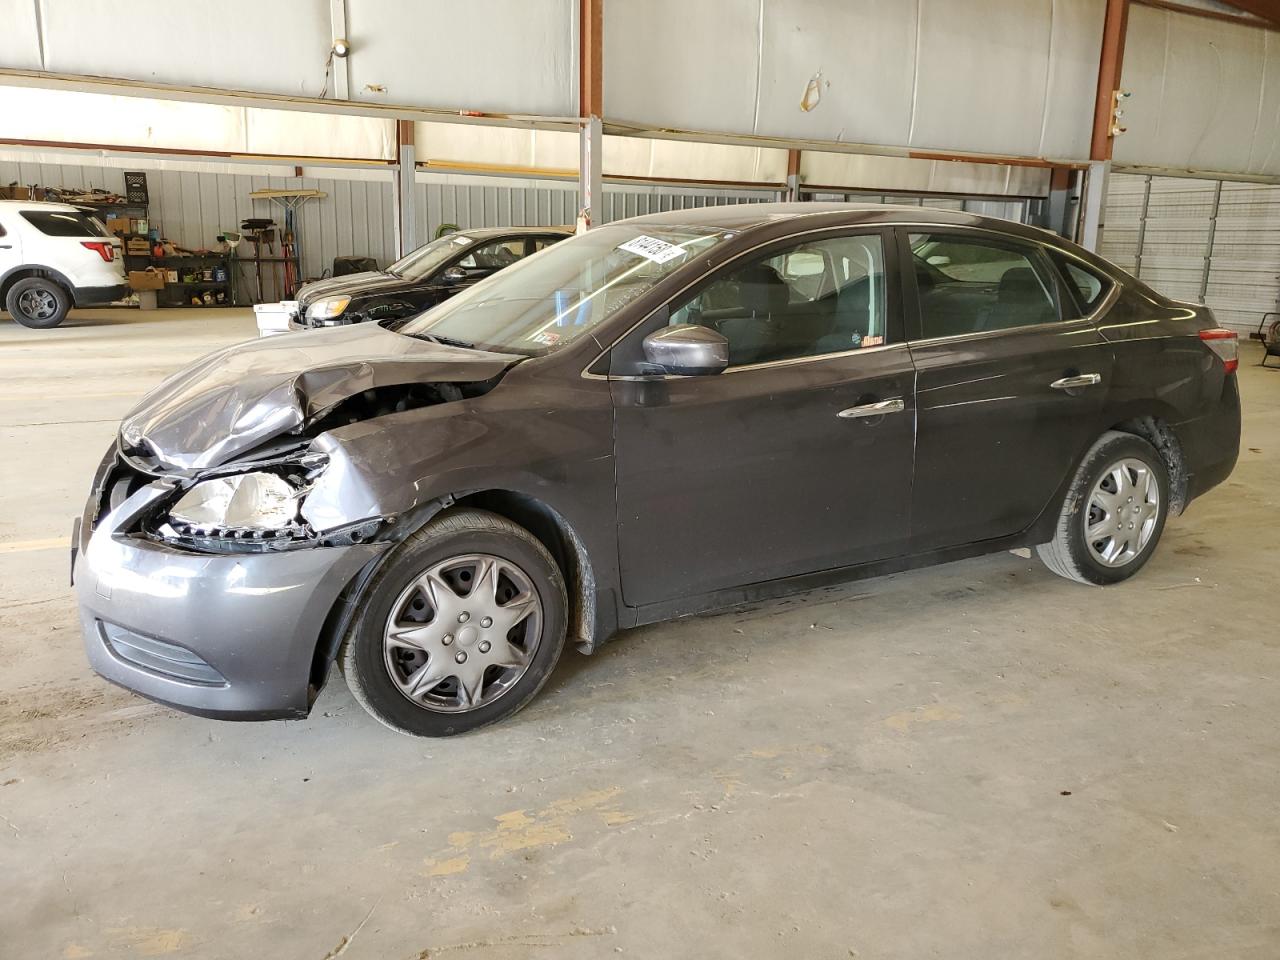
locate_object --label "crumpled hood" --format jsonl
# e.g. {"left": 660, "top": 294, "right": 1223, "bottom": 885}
{"left": 120, "top": 323, "right": 519, "bottom": 471}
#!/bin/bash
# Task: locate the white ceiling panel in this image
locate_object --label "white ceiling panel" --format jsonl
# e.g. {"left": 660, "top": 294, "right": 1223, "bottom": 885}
{"left": 416, "top": 121, "right": 787, "bottom": 183}
{"left": 1036, "top": 0, "right": 1107, "bottom": 159}
{"left": 910, "top": 0, "right": 1103, "bottom": 158}
{"left": 606, "top": 0, "right": 1103, "bottom": 161}
{"left": 0, "top": 0, "right": 43, "bottom": 70}
{"left": 2, "top": 0, "right": 574, "bottom": 116}
{"left": 801, "top": 150, "right": 1051, "bottom": 196}
{"left": 37, "top": 0, "right": 333, "bottom": 97}
{"left": 346, "top": 0, "right": 576, "bottom": 115}
{"left": 605, "top": 0, "right": 761, "bottom": 135}
{"left": 1115, "top": 5, "right": 1280, "bottom": 176}
{"left": 0, "top": 86, "right": 394, "bottom": 160}
{"left": 753, "top": 0, "right": 918, "bottom": 146}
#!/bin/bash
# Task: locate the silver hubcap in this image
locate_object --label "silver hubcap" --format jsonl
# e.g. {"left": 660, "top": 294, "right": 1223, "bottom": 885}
{"left": 18, "top": 289, "right": 57, "bottom": 320}
{"left": 1085, "top": 457, "right": 1160, "bottom": 567}
{"left": 383, "top": 554, "right": 542, "bottom": 714}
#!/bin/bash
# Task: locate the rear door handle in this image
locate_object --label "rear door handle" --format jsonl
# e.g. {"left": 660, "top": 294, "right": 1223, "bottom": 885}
{"left": 837, "top": 398, "right": 905, "bottom": 419}
{"left": 1050, "top": 373, "right": 1102, "bottom": 390}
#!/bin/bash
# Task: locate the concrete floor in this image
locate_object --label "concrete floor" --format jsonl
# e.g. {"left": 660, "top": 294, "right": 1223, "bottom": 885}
{"left": 2, "top": 306, "right": 1278, "bottom": 959}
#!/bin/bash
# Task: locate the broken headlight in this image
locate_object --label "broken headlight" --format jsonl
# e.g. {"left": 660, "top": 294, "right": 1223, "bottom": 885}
{"left": 170, "top": 472, "right": 303, "bottom": 532}
{"left": 157, "top": 453, "right": 328, "bottom": 548}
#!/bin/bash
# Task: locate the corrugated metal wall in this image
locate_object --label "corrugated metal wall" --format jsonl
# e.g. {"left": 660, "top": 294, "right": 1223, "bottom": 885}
{"left": 143, "top": 172, "right": 396, "bottom": 302}
{"left": 0, "top": 156, "right": 396, "bottom": 302}
{"left": 1103, "top": 172, "right": 1280, "bottom": 332}
{"left": 413, "top": 176, "right": 778, "bottom": 240}
{"left": 1206, "top": 182, "right": 1280, "bottom": 332}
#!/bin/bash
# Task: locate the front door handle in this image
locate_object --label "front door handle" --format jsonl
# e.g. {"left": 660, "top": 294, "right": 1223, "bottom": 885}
{"left": 1050, "top": 373, "right": 1102, "bottom": 390}
{"left": 837, "top": 398, "right": 905, "bottom": 419}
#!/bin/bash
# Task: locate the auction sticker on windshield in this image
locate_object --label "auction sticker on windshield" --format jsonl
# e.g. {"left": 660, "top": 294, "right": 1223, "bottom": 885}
{"left": 618, "top": 235, "right": 686, "bottom": 265}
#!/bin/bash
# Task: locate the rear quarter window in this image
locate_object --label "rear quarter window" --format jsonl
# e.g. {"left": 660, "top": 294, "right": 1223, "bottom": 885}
{"left": 20, "top": 211, "right": 110, "bottom": 238}
{"left": 1048, "top": 250, "right": 1114, "bottom": 316}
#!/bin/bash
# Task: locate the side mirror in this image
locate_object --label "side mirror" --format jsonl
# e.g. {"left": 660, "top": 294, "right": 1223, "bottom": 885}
{"left": 441, "top": 266, "right": 467, "bottom": 282}
{"left": 642, "top": 324, "right": 729, "bottom": 376}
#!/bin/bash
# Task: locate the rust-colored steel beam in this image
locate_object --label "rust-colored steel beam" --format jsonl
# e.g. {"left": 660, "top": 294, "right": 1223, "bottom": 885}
{"left": 1091, "top": 0, "right": 1130, "bottom": 161}
{"left": 580, "top": 0, "right": 603, "bottom": 118}
{"left": 1215, "top": 0, "right": 1280, "bottom": 26}
{"left": 1137, "top": 0, "right": 1278, "bottom": 28}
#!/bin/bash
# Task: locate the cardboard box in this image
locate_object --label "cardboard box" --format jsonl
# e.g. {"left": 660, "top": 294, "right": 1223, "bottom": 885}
{"left": 126, "top": 238, "right": 152, "bottom": 256}
{"left": 165, "top": 270, "right": 179, "bottom": 283}
{"left": 131, "top": 218, "right": 149, "bottom": 235}
{"left": 0, "top": 186, "right": 32, "bottom": 200}
{"left": 106, "top": 217, "right": 131, "bottom": 235}
{"left": 128, "top": 269, "right": 166, "bottom": 291}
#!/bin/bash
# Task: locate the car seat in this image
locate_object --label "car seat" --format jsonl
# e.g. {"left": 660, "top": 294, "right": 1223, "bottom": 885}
{"left": 981, "top": 267, "right": 1054, "bottom": 330}
{"left": 717, "top": 263, "right": 792, "bottom": 365}
{"left": 814, "top": 277, "right": 877, "bottom": 353}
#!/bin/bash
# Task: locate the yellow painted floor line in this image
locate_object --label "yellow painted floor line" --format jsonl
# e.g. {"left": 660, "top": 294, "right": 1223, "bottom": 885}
{"left": 0, "top": 537, "right": 69, "bottom": 555}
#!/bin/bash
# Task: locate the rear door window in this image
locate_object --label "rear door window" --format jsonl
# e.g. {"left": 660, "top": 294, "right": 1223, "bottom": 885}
{"left": 908, "top": 232, "right": 1061, "bottom": 339}
{"left": 20, "top": 210, "right": 110, "bottom": 238}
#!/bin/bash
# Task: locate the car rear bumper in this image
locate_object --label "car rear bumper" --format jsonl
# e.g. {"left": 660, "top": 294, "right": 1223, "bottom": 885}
{"left": 73, "top": 283, "right": 130, "bottom": 306}
{"left": 1180, "top": 374, "right": 1241, "bottom": 505}
{"left": 75, "top": 480, "right": 386, "bottom": 719}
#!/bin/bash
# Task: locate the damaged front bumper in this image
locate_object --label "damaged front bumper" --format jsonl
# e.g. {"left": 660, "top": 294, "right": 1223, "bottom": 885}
{"left": 74, "top": 461, "right": 387, "bottom": 720}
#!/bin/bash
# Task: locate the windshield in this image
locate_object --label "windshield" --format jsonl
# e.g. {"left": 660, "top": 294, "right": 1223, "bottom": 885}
{"left": 389, "top": 233, "right": 474, "bottom": 280}
{"left": 398, "top": 224, "right": 734, "bottom": 356}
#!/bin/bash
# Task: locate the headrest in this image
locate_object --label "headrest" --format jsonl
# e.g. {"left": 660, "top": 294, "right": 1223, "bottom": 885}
{"left": 739, "top": 263, "right": 790, "bottom": 316}
{"left": 998, "top": 267, "right": 1042, "bottom": 303}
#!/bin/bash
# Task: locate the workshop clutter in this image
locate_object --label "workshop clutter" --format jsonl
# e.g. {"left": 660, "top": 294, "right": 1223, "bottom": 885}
{"left": 127, "top": 268, "right": 166, "bottom": 291}
{"left": 7, "top": 175, "right": 342, "bottom": 309}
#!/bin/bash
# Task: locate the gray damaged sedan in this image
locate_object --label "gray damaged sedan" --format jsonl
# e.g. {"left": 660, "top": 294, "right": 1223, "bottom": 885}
{"left": 74, "top": 204, "right": 1240, "bottom": 736}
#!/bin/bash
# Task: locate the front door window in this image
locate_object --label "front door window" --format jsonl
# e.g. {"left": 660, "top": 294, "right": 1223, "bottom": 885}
{"left": 670, "top": 233, "right": 887, "bottom": 367}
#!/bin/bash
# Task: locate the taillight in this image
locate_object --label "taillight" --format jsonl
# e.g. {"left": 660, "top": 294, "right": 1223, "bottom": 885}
{"left": 81, "top": 241, "right": 115, "bottom": 262}
{"left": 1199, "top": 328, "right": 1238, "bottom": 374}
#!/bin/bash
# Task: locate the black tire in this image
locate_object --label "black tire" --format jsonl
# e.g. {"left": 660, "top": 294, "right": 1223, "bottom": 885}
{"left": 1037, "top": 430, "right": 1170, "bottom": 585}
{"left": 5, "top": 277, "right": 71, "bottom": 329}
{"left": 340, "top": 509, "right": 568, "bottom": 736}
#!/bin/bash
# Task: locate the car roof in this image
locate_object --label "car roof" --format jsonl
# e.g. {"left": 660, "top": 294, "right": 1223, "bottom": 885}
{"left": 0, "top": 199, "right": 84, "bottom": 213}
{"left": 450, "top": 225, "right": 573, "bottom": 239}
{"left": 623, "top": 201, "right": 1042, "bottom": 237}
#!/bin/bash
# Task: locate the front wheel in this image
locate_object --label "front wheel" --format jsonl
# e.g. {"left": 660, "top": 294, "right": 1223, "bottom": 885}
{"left": 5, "top": 277, "right": 71, "bottom": 329}
{"left": 340, "top": 509, "right": 568, "bottom": 736}
{"left": 1037, "top": 431, "right": 1170, "bottom": 585}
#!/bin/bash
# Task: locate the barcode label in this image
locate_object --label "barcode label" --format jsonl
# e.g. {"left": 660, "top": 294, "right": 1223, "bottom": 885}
{"left": 617, "top": 235, "right": 685, "bottom": 264}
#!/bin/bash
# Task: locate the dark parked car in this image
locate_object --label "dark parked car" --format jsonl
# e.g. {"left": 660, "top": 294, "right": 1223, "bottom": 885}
{"left": 284, "top": 226, "right": 570, "bottom": 331}
{"left": 74, "top": 203, "right": 1240, "bottom": 736}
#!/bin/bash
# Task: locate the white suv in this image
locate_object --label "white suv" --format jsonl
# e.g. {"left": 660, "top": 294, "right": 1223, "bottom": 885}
{"left": 0, "top": 200, "right": 129, "bottom": 328}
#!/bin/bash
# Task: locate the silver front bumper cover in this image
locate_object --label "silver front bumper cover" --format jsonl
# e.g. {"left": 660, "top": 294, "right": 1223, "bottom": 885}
{"left": 75, "top": 480, "right": 386, "bottom": 719}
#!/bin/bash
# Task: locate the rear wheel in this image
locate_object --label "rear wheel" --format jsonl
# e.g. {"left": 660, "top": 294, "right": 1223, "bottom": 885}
{"left": 1037, "top": 431, "right": 1170, "bottom": 585}
{"left": 5, "top": 277, "right": 71, "bottom": 329}
{"left": 340, "top": 509, "right": 568, "bottom": 736}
